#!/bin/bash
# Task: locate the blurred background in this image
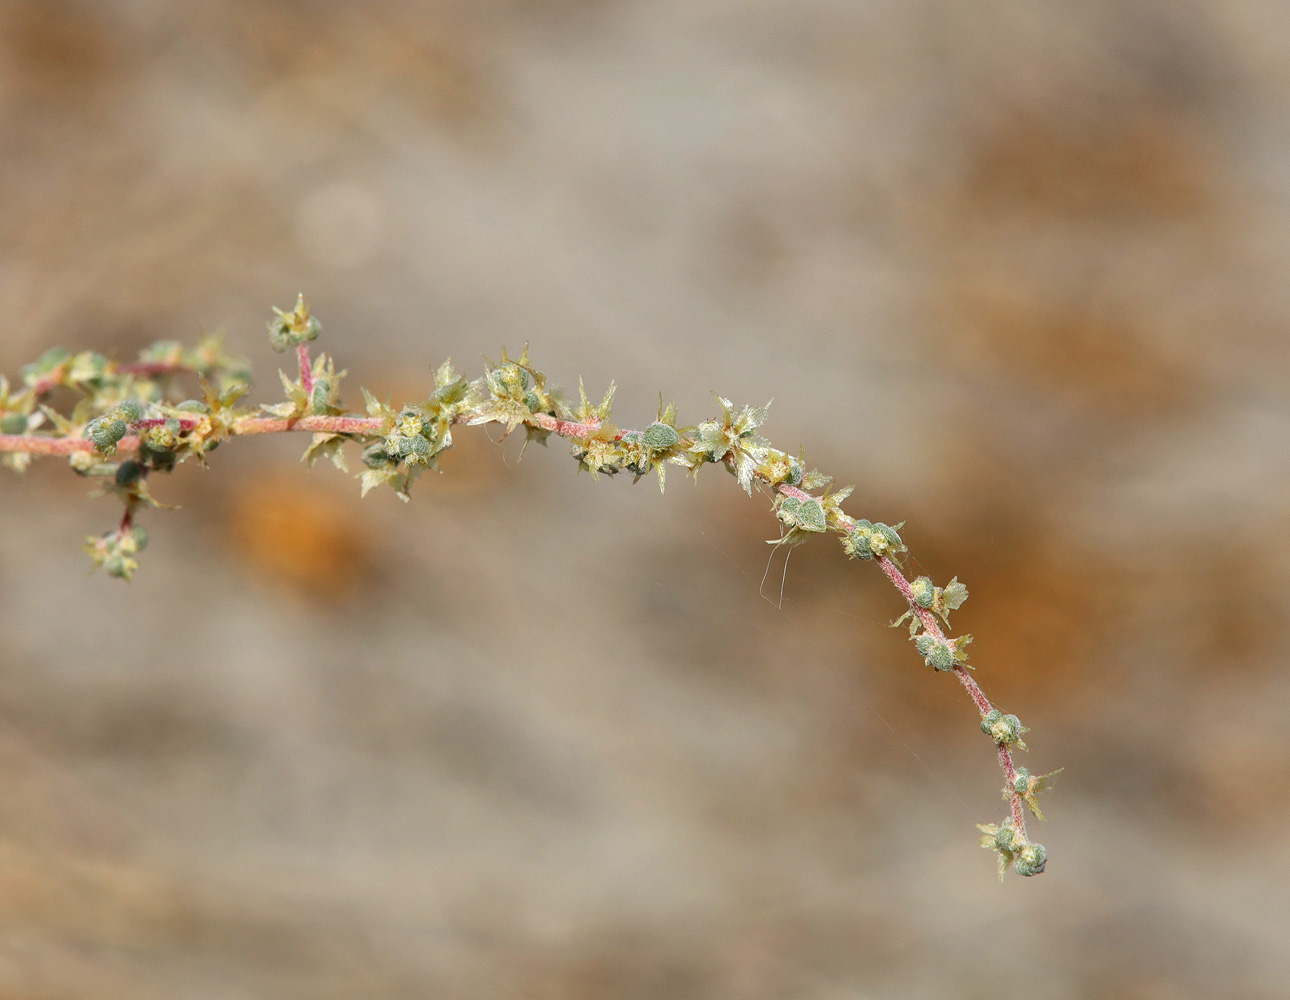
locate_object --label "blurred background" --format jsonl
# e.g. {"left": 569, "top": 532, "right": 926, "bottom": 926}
{"left": 1, "top": 1, "right": 1288, "bottom": 997}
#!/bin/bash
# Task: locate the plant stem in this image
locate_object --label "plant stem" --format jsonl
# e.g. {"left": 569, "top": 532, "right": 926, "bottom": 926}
{"left": 296, "top": 344, "right": 314, "bottom": 397}
{"left": 1, "top": 396, "right": 1032, "bottom": 842}
{"left": 875, "top": 553, "right": 1029, "bottom": 840}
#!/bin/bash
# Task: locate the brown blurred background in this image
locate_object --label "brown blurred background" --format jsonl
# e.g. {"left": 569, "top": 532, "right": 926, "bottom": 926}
{"left": 2, "top": 1, "right": 1289, "bottom": 997}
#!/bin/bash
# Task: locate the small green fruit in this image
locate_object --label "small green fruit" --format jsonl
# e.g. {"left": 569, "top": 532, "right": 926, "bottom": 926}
{"left": 642, "top": 421, "right": 680, "bottom": 450}
{"left": 1014, "top": 842, "right": 1046, "bottom": 876}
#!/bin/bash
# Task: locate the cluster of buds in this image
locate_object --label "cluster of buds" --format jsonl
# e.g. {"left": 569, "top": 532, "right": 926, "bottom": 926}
{"left": 382, "top": 407, "right": 440, "bottom": 465}
{"left": 620, "top": 417, "right": 683, "bottom": 484}
{"left": 980, "top": 708, "right": 1029, "bottom": 750}
{"left": 842, "top": 519, "right": 906, "bottom": 560}
{"left": 1011, "top": 766, "right": 1063, "bottom": 820}
{"left": 977, "top": 820, "right": 1047, "bottom": 878}
{"left": 908, "top": 574, "right": 969, "bottom": 626}
{"left": 83, "top": 525, "right": 149, "bottom": 580}
{"left": 914, "top": 633, "right": 972, "bottom": 671}
{"left": 267, "top": 294, "right": 322, "bottom": 352}
{"left": 85, "top": 401, "right": 143, "bottom": 456}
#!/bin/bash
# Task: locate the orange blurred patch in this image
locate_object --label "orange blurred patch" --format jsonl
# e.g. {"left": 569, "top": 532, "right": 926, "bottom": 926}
{"left": 965, "top": 104, "right": 1213, "bottom": 220}
{"left": 953, "top": 284, "right": 1197, "bottom": 419}
{"left": 229, "top": 473, "right": 370, "bottom": 596}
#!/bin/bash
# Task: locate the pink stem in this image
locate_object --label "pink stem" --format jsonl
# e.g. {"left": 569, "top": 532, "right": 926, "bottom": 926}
{"left": 2, "top": 391, "right": 1036, "bottom": 843}
{"left": 297, "top": 344, "right": 314, "bottom": 397}
{"left": 874, "top": 552, "right": 1029, "bottom": 841}
{"left": 117, "top": 361, "right": 192, "bottom": 380}
{"left": 0, "top": 415, "right": 387, "bottom": 456}
{"left": 529, "top": 412, "right": 605, "bottom": 437}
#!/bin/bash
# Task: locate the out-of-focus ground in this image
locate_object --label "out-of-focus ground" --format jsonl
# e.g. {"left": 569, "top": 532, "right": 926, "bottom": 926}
{"left": 2, "top": 1, "right": 1289, "bottom": 997}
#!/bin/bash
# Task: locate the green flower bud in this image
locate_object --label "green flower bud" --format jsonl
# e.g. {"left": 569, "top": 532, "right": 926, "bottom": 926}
{"left": 642, "top": 421, "right": 680, "bottom": 450}
{"left": 524, "top": 390, "right": 542, "bottom": 413}
{"left": 844, "top": 521, "right": 875, "bottom": 559}
{"left": 0, "top": 413, "right": 27, "bottom": 434}
{"left": 143, "top": 422, "right": 179, "bottom": 452}
{"left": 362, "top": 443, "right": 395, "bottom": 468}
{"left": 141, "top": 444, "right": 176, "bottom": 472}
{"left": 175, "top": 399, "right": 209, "bottom": 414}
{"left": 310, "top": 381, "right": 332, "bottom": 414}
{"left": 911, "top": 576, "right": 934, "bottom": 608}
{"left": 87, "top": 418, "right": 124, "bottom": 453}
{"left": 114, "top": 401, "right": 142, "bottom": 424}
{"left": 1014, "top": 842, "right": 1046, "bottom": 876}
{"left": 1012, "top": 768, "right": 1031, "bottom": 795}
{"left": 915, "top": 634, "right": 955, "bottom": 671}
{"left": 867, "top": 521, "right": 905, "bottom": 558}
{"left": 267, "top": 297, "right": 321, "bottom": 351}
{"left": 104, "top": 555, "right": 129, "bottom": 578}
{"left": 980, "top": 709, "right": 1026, "bottom": 746}
{"left": 115, "top": 460, "right": 144, "bottom": 487}
{"left": 993, "top": 824, "right": 1018, "bottom": 853}
{"left": 407, "top": 434, "right": 432, "bottom": 460}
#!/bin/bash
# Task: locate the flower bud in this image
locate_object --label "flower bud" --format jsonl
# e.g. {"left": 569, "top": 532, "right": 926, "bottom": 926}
{"left": 115, "top": 460, "right": 144, "bottom": 487}
{"left": 1014, "top": 842, "right": 1046, "bottom": 876}
{"left": 980, "top": 709, "right": 1026, "bottom": 746}
{"left": 643, "top": 421, "right": 680, "bottom": 450}
{"left": 915, "top": 634, "right": 955, "bottom": 671}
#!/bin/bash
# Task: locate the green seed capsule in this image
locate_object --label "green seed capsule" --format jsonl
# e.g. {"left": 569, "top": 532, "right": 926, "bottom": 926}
{"left": 0, "top": 413, "right": 27, "bottom": 434}
{"left": 104, "top": 555, "right": 128, "bottom": 578}
{"left": 115, "top": 401, "right": 142, "bottom": 423}
{"left": 362, "top": 443, "right": 394, "bottom": 468}
{"left": 1013, "top": 768, "right": 1031, "bottom": 795}
{"left": 845, "top": 523, "right": 874, "bottom": 559}
{"left": 1014, "top": 842, "right": 1046, "bottom": 876}
{"left": 642, "top": 421, "right": 680, "bottom": 450}
{"left": 524, "top": 391, "right": 542, "bottom": 412}
{"left": 175, "top": 399, "right": 210, "bottom": 414}
{"left": 88, "top": 420, "right": 116, "bottom": 450}
{"left": 144, "top": 424, "right": 178, "bottom": 452}
{"left": 911, "top": 576, "right": 934, "bottom": 608}
{"left": 115, "top": 461, "right": 144, "bottom": 486}
{"left": 915, "top": 634, "right": 955, "bottom": 671}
